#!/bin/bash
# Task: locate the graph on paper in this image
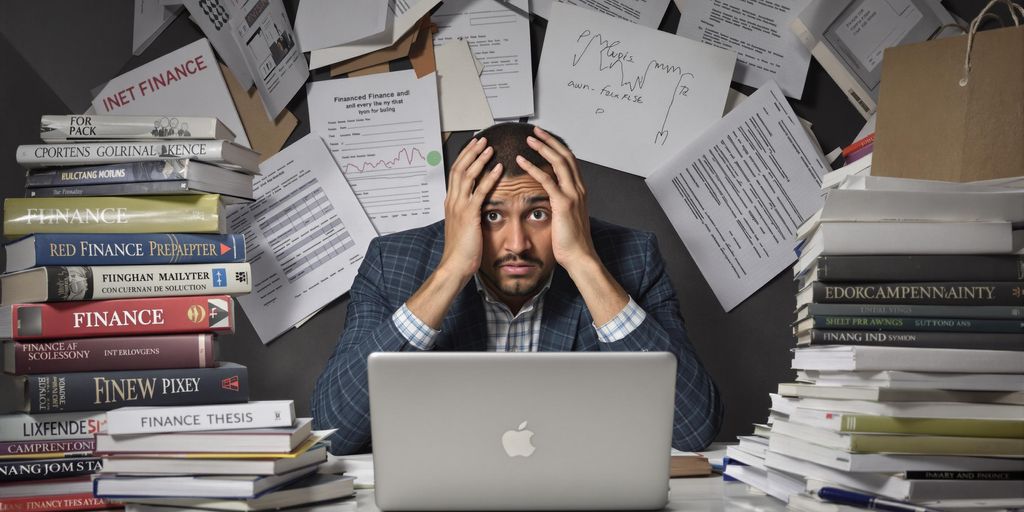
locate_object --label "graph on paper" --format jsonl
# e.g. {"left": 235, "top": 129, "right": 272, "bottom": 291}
{"left": 308, "top": 70, "right": 447, "bottom": 235}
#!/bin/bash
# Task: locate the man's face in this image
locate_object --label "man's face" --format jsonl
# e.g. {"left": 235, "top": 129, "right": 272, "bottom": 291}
{"left": 477, "top": 171, "right": 556, "bottom": 309}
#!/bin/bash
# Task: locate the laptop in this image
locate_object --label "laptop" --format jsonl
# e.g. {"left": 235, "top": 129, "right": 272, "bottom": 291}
{"left": 368, "top": 352, "right": 677, "bottom": 511}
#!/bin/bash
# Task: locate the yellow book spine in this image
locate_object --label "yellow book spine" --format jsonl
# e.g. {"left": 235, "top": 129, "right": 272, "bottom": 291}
{"left": 3, "top": 195, "right": 223, "bottom": 237}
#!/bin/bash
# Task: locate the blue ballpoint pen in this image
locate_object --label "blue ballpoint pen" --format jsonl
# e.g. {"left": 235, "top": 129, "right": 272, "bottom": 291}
{"left": 818, "top": 486, "right": 945, "bottom": 512}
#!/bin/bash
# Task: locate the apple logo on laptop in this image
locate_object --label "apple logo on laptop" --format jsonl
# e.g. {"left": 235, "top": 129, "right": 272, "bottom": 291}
{"left": 502, "top": 421, "right": 536, "bottom": 457}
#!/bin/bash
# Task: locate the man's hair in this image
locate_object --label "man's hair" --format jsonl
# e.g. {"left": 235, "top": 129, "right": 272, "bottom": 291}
{"left": 464, "top": 122, "right": 569, "bottom": 178}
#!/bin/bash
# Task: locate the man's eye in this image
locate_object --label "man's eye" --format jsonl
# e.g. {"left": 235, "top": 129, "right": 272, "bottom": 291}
{"left": 530, "top": 210, "right": 549, "bottom": 220}
{"left": 485, "top": 211, "right": 503, "bottom": 222}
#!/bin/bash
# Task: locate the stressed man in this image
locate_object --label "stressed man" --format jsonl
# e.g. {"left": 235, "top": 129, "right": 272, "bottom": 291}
{"left": 312, "top": 123, "right": 723, "bottom": 455}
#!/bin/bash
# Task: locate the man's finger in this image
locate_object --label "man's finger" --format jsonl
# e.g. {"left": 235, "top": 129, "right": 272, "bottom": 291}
{"left": 450, "top": 137, "right": 487, "bottom": 194}
{"left": 526, "top": 136, "right": 576, "bottom": 196}
{"left": 460, "top": 145, "right": 494, "bottom": 197}
{"left": 471, "top": 163, "right": 504, "bottom": 205}
{"left": 516, "top": 155, "right": 564, "bottom": 200}
{"left": 533, "top": 126, "right": 584, "bottom": 185}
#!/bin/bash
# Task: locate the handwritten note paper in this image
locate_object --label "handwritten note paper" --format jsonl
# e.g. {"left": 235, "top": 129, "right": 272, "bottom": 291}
{"left": 646, "top": 81, "right": 827, "bottom": 311}
{"left": 532, "top": 2, "right": 735, "bottom": 177}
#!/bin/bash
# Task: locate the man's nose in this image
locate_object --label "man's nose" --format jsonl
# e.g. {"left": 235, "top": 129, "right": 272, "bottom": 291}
{"left": 505, "top": 219, "right": 532, "bottom": 254}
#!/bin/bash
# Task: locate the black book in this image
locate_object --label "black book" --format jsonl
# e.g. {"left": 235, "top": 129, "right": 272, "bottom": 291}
{"left": 904, "top": 471, "right": 1024, "bottom": 481}
{"left": 803, "top": 255, "right": 1024, "bottom": 283}
{"left": 26, "top": 179, "right": 253, "bottom": 203}
{"left": 796, "top": 315, "right": 1023, "bottom": 334}
{"left": 797, "top": 281, "right": 1024, "bottom": 308}
{"left": 796, "top": 329, "right": 1024, "bottom": 351}
{"left": 0, "top": 363, "right": 248, "bottom": 414}
{"left": 799, "top": 303, "right": 1023, "bottom": 320}
{"left": 0, "top": 457, "right": 102, "bottom": 482}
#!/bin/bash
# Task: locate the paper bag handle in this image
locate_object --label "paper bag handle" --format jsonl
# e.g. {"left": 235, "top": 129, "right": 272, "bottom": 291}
{"left": 961, "top": 0, "right": 1024, "bottom": 86}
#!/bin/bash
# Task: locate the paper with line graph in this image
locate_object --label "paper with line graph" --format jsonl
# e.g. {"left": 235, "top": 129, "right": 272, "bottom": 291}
{"left": 307, "top": 70, "right": 446, "bottom": 235}
{"left": 228, "top": 134, "right": 378, "bottom": 344}
{"left": 531, "top": 2, "right": 736, "bottom": 177}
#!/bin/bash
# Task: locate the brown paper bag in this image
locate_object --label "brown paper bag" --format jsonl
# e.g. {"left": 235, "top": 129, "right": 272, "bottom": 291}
{"left": 872, "top": 24, "right": 1024, "bottom": 182}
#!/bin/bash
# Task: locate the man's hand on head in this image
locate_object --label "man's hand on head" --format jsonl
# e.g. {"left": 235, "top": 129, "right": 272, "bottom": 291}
{"left": 439, "top": 136, "right": 505, "bottom": 282}
{"left": 516, "top": 126, "right": 598, "bottom": 274}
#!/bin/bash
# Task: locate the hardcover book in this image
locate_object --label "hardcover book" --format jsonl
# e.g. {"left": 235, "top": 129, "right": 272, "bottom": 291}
{"left": 122, "top": 473, "right": 354, "bottom": 511}
{"left": 27, "top": 179, "right": 254, "bottom": 203}
{"left": 105, "top": 400, "right": 296, "bottom": 435}
{"left": 0, "top": 295, "right": 235, "bottom": 340}
{"left": 16, "top": 140, "right": 259, "bottom": 174}
{"left": 796, "top": 281, "right": 1024, "bottom": 308}
{"left": 798, "top": 303, "right": 1023, "bottom": 321}
{"left": 98, "top": 445, "right": 325, "bottom": 475}
{"left": 24, "top": 159, "right": 248, "bottom": 188}
{"left": 1, "top": 263, "right": 252, "bottom": 303}
{"left": 3, "top": 195, "right": 226, "bottom": 237}
{"left": 803, "top": 255, "right": 1024, "bottom": 283}
{"left": 0, "top": 457, "right": 102, "bottom": 482}
{"left": 40, "top": 115, "right": 234, "bottom": 142}
{"left": 3, "top": 334, "right": 214, "bottom": 374}
{"left": 0, "top": 363, "right": 249, "bottom": 413}
{"left": 0, "top": 412, "right": 106, "bottom": 442}
{"left": 92, "top": 465, "right": 318, "bottom": 499}
{"left": 0, "top": 492, "right": 118, "bottom": 512}
{"left": 0, "top": 439, "right": 95, "bottom": 460}
{"left": 95, "top": 418, "right": 312, "bottom": 454}
{"left": 791, "top": 345, "right": 1024, "bottom": 374}
{"left": 787, "top": 408, "right": 1024, "bottom": 438}
{"left": 795, "top": 315, "right": 1023, "bottom": 334}
{"left": 4, "top": 233, "right": 245, "bottom": 273}
{"left": 772, "top": 420, "right": 1024, "bottom": 457}
{"left": 796, "top": 329, "right": 1024, "bottom": 351}
{"left": 0, "top": 476, "right": 94, "bottom": 500}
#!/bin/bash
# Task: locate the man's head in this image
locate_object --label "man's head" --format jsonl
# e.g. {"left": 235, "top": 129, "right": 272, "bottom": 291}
{"left": 461, "top": 123, "right": 571, "bottom": 311}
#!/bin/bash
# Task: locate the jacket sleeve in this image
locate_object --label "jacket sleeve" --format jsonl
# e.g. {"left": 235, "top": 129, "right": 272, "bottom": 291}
{"left": 594, "top": 233, "right": 724, "bottom": 451}
{"left": 310, "top": 238, "right": 426, "bottom": 455}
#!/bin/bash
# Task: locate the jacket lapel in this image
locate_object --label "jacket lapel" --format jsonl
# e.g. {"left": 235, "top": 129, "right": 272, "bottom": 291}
{"left": 539, "top": 267, "right": 583, "bottom": 352}
{"left": 441, "top": 281, "right": 488, "bottom": 351}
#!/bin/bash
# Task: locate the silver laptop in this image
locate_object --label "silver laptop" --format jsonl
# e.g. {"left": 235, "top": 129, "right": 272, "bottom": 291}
{"left": 368, "top": 352, "right": 676, "bottom": 511}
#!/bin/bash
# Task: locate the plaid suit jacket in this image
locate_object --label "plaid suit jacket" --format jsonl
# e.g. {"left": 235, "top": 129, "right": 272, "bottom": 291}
{"left": 311, "top": 218, "right": 723, "bottom": 455}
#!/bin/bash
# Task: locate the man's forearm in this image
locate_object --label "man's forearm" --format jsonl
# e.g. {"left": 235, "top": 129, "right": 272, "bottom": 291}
{"left": 564, "top": 256, "right": 629, "bottom": 326}
{"left": 405, "top": 263, "right": 472, "bottom": 330}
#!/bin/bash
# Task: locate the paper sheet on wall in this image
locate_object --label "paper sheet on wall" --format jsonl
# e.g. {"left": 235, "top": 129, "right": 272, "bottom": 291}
{"left": 435, "top": 40, "right": 494, "bottom": 131}
{"left": 532, "top": 2, "right": 736, "bottom": 177}
{"left": 307, "top": 70, "right": 447, "bottom": 235}
{"left": 90, "top": 38, "right": 251, "bottom": 149}
{"left": 646, "top": 81, "right": 828, "bottom": 311}
{"left": 308, "top": 0, "right": 442, "bottom": 70}
{"left": 294, "top": 0, "right": 388, "bottom": 53}
{"left": 675, "top": 0, "right": 812, "bottom": 99}
{"left": 229, "top": 134, "right": 378, "bottom": 344}
{"left": 433, "top": 0, "right": 534, "bottom": 119}
{"left": 532, "top": 0, "right": 672, "bottom": 28}
{"left": 183, "top": 0, "right": 255, "bottom": 89}
{"left": 228, "top": 0, "right": 309, "bottom": 118}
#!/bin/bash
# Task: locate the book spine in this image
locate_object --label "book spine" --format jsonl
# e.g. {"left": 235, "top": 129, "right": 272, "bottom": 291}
{"left": 811, "top": 282, "right": 1024, "bottom": 306}
{"left": 804, "top": 329, "right": 1024, "bottom": 351}
{"left": 809, "top": 316, "right": 1023, "bottom": 333}
{"left": 805, "top": 303, "right": 1024, "bottom": 320}
{"left": 0, "top": 439, "right": 96, "bottom": 458}
{"left": 23, "top": 365, "right": 248, "bottom": 413}
{"left": 7, "top": 334, "right": 214, "bottom": 374}
{"left": 814, "top": 255, "right": 1024, "bottom": 282}
{"left": 847, "top": 435, "right": 1023, "bottom": 456}
{"left": 15, "top": 141, "right": 225, "bottom": 169}
{"left": 27, "top": 181, "right": 216, "bottom": 200}
{"left": 24, "top": 161, "right": 191, "bottom": 187}
{"left": 0, "top": 413, "right": 106, "bottom": 442}
{"left": 105, "top": 401, "right": 295, "bottom": 434}
{"left": 30, "top": 263, "right": 251, "bottom": 301}
{"left": 0, "top": 493, "right": 116, "bottom": 512}
{"left": 0, "top": 458, "right": 102, "bottom": 482}
{"left": 903, "top": 471, "right": 1024, "bottom": 480}
{"left": 841, "top": 133, "right": 875, "bottom": 158}
{"left": 24, "top": 233, "right": 245, "bottom": 266}
{"left": 7, "top": 295, "right": 234, "bottom": 340}
{"left": 40, "top": 115, "right": 220, "bottom": 141}
{"left": 3, "top": 195, "right": 224, "bottom": 236}
{"left": 840, "top": 416, "right": 1024, "bottom": 438}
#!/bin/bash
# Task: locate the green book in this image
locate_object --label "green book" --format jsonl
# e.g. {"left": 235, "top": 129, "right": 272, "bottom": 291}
{"left": 4, "top": 195, "right": 225, "bottom": 237}
{"left": 791, "top": 409, "right": 1024, "bottom": 438}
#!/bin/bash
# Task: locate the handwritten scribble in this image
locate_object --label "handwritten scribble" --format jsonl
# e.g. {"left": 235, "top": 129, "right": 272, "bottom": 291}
{"left": 571, "top": 29, "right": 694, "bottom": 145}
{"left": 343, "top": 146, "right": 427, "bottom": 173}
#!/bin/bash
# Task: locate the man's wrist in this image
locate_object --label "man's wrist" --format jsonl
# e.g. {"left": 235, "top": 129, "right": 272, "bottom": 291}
{"left": 561, "top": 251, "right": 603, "bottom": 281}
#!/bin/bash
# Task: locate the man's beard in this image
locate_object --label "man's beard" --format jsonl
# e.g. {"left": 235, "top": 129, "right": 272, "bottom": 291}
{"left": 482, "top": 253, "right": 548, "bottom": 298}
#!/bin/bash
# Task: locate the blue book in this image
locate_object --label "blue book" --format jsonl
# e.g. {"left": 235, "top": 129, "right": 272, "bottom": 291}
{"left": 4, "top": 233, "right": 246, "bottom": 272}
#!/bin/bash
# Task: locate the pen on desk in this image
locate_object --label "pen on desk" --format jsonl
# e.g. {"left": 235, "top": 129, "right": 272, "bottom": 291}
{"left": 817, "top": 487, "right": 944, "bottom": 512}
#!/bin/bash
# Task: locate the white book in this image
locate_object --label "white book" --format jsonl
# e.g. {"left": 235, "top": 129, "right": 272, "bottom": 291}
{"left": 40, "top": 115, "right": 235, "bottom": 142}
{"left": 93, "top": 464, "right": 317, "bottom": 499}
{"left": 798, "top": 370, "right": 1024, "bottom": 392}
{"left": 2, "top": 262, "right": 251, "bottom": 304}
{"left": 776, "top": 382, "right": 1024, "bottom": 404}
{"left": 791, "top": 345, "right": 1024, "bottom": 374}
{"left": 99, "top": 445, "right": 325, "bottom": 475}
{"left": 796, "top": 188, "right": 1024, "bottom": 241}
{"left": 788, "top": 396, "right": 1024, "bottom": 421}
{"left": 17, "top": 140, "right": 260, "bottom": 174}
{"left": 768, "top": 432, "right": 1024, "bottom": 473}
{"left": 723, "top": 463, "right": 771, "bottom": 496}
{"left": 767, "top": 450, "right": 1024, "bottom": 502}
{"left": 95, "top": 418, "right": 313, "bottom": 454}
{"left": 726, "top": 444, "right": 766, "bottom": 470}
{"left": 821, "top": 154, "right": 872, "bottom": 190}
{"left": 794, "top": 221, "right": 1013, "bottom": 275}
{"left": 105, "top": 400, "right": 295, "bottom": 435}
{"left": 0, "top": 411, "right": 106, "bottom": 442}
{"left": 124, "top": 474, "right": 354, "bottom": 511}
{"left": 839, "top": 175, "right": 1024, "bottom": 193}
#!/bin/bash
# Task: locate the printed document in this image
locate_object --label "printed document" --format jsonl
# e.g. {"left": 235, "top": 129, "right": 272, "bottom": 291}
{"left": 532, "top": 2, "right": 735, "bottom": 177}
{"left": 229, "top": 134, "right": 378, "bottom": 344}
{"left": 433, "top": 0, "right": 534, "bottom": 119}
{"left": 294, "top": 0, "right": 389, "bottom": 53}
{"left": 435, "top": 40, "right": 494, "bottom": 131}
{"left": 533, "top": 0, "right": 672, "bottom": 28}
{"left": 675, "top": 0, "right": 812, "bottom": 99}
{"left": 184, "top": 0, "right": 255, "bottom": 89}
{"left": 646, "top": 81, "right": 828, "bottom": 311}
{"left": 307, "top": 70, "right": 447, "bottom": 235}
{"left": 308, "top": 0, "right": 442, "bottom": 70}
{"left": 90, "top": 38, "right": 251, "bottom": 148}
{"left": 229, "top": 0, "right": 309, "bottom": 118}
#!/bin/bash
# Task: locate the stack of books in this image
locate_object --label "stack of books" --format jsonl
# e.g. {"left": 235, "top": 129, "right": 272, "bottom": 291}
{"left": 0, "top": 114, "right": 257, "bottom": 511}
{"left": 91, "top": 401, "right": 354, "bottom": 510}
{"left": 729, "top": 175, "right": 1024, "bottom": 508}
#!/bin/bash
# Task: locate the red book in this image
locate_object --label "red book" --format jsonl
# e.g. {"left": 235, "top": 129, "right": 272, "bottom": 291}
{"left": 841, "top": 132, "right": 875, "bottom": 158}
{"left": 0, "top": 296, "right": 233, "bottom": 340}
{"left": 4, "top": 334, "right": 214, "bottom": 374}
{"left": 0, "top": 492, "right": 119, "bottom": 512}
{"left": 0, "top": 438, "right": 96, "bottom": 458}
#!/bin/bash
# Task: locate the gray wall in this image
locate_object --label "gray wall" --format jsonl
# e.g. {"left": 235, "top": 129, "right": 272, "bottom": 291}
{"left": 0, "top": 1, "right": 990, "bottom": 442}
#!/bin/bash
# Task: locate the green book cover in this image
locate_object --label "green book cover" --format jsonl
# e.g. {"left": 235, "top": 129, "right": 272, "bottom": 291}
{"left": 841, "top": 415, "right": 1024, "bottom": 438}
{"left": 4, "top": 195, "right": 224, "bottom": 237}
{"left": 846, "top": 434, "right": 1024, "bottom": 456}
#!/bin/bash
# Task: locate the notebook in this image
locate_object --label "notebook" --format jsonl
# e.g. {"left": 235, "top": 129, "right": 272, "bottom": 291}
{"left": 368, "top": 352, "right": 676, "bottom": 511}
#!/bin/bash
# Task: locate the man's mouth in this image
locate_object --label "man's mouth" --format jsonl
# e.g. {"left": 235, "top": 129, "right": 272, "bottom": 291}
{"left": 499, "top": 262, "right": 536, "bottom": 275}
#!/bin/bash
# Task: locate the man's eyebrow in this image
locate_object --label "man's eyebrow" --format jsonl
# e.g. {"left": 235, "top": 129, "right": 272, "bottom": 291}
{"left": 526, "top": 196, "right": 550, "bottom": 204}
